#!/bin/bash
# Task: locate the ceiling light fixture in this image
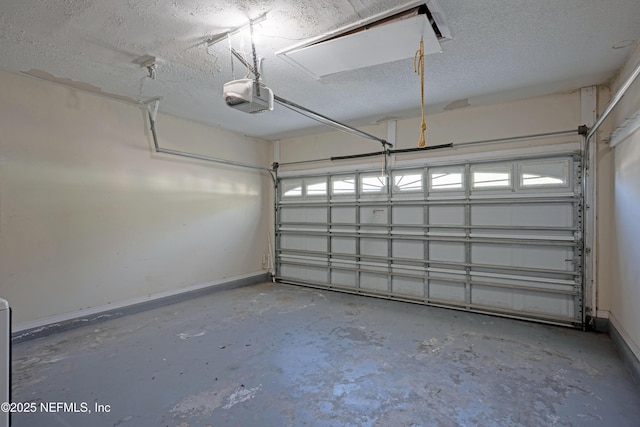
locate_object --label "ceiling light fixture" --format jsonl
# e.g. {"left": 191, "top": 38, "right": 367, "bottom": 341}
{"left": 206, "top": 12, "right": 268, "bottom": 47}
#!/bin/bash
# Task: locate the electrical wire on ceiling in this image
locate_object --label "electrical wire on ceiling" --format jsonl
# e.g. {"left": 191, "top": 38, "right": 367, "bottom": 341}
{"left": 414, "top": 39, "right": 427, "bottom": 148}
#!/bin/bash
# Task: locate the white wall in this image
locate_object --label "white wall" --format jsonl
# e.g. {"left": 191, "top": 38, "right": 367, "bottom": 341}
{"left": 607, "top": 44, "right": 640, "bottom": 360}
{"left": 595, "top": 86, "right": 613, "bottom": 317}
{"left": 279, "top": 91, "right": 581, "bottom": 172}
{"left": 0, "top": 70, "right": 272, "bottom": 329}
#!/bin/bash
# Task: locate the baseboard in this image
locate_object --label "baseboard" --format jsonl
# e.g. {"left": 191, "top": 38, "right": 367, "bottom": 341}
{"left": 594, "top": 314, "right": 610, "bottom": 332}
{"left": 11, "top": 272, "right": 270, "bottom": 343}
{"left": 609, "top": 314, "right": 640, "bottom": 386}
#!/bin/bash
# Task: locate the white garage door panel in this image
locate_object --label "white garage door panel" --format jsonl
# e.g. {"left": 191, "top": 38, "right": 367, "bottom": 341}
{"left": 276, "top": 152, "right": 583, "bottom": 327}
{"left": 331, "top": 206, "right": 355, "bottom": 222}
{"left": 280, "top": 206, "right": 327, "bottom": 223}
{"left": 471, "top": 286, "right": 575, "bottom": 318}
{"left": 332, "top": 237, "right": 356, "bottom": 254}
{"left": 361, "top": 272, "right": 388, "bottom": 292}
{"left": 429, "top": 242, "right": 466, "bottom": 262}
{"left": 360, "top": 206, "right": 388, "bottom": 223}
{"left": 392, "top": 277, "right": 424, "bottom": 297}
{"left": 469, "top": 273, "right": 575, "bottom": 292}
{"left": 430, "top": 281, "right": 466, "bottom": 303}
{"left": 360, "top": 238, "right": 387, "bottom": 256}
{"left": 331, "top": 269, "right": 357, "bottom": 287}
{"left": 281, "top": 264, "right": 329, "bottom": 283}
{"left": 393, "top": 206, "right": 424, "bottom": 224}
{"left": 471, "top": 203, "right": 573, "bottom": 227}
{"left": 281, "top": 235, "right": 327, "bottom": 252}
{"left": 471, "top": 243, "right": 574, "bottom": 271}
{"left": 469, "top": 228, "right": 575, "bottom": 239}
{"left": 393, "top": 240, "right": 424, "bottom": 259}
{"left": 430, "top": 205, "right": 465, "bottom": 225}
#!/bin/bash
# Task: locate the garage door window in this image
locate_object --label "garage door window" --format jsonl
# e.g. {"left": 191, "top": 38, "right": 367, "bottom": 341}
{"left": 519, "top": 160, "right": 569, "bottom": 188}
{"left": 305, "top": 179, "right": 327, "bottom": 196}
{"left": 471, "top": 164, "right": 512, "bottom": 189}
{"left": 429, "top": 168, "right": 463, "bottom": 191}
{"left": 282, "top": 180, "right": 302, "bottom": 197}
{"left": 392, "top": 172, "right": 423, "bottom": 193}
{"left": 331, "top": 176, "right": 356, "bottom": 195}
{"left": 361, "top": 174, "right": 387, "bottom": 193}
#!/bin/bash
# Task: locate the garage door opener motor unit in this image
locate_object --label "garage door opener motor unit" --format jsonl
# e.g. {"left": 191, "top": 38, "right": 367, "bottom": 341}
{"left": 223, "top": 78, "right": 274, "bottom": 114}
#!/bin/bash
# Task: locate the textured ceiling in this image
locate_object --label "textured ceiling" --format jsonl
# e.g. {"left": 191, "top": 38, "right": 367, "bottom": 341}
{"left": 1, "top": 0, "right": 640, "bottom": 141}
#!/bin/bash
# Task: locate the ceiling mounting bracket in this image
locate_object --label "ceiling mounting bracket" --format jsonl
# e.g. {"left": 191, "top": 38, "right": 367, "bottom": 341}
{"left": 206, "top": 12, "right": 268, "bottom": 47}
{"left": 143, "top": 97, "right": 163, "bottom": 122}
{"left": 134, "top": 55, "right": 157, "bottom": 79}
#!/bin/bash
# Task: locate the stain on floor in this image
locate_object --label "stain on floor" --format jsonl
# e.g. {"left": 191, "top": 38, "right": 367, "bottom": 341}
{"left": 10, "top": 282, "right": 640, "bottom": 427}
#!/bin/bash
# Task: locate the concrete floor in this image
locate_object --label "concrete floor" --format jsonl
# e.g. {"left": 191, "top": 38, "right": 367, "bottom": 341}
{"left": 11, "top": 282, "right": 640, "bottom": 427}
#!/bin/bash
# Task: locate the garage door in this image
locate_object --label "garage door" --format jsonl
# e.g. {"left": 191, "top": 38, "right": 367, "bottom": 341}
{"left": 275, "top": 151, "right": 583, "bottom": 327}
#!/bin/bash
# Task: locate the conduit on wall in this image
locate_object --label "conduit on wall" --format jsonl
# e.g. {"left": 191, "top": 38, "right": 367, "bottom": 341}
{"left": 586, "top": 59, "right": 640, "bottom": 143}
{"left": 144, "top": 99, "right": 277, "bottom": 279}
{"left": 144, "top": 99, "right": 276, "bottom": 183}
